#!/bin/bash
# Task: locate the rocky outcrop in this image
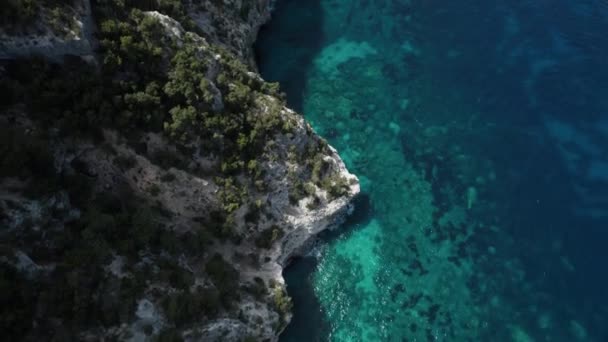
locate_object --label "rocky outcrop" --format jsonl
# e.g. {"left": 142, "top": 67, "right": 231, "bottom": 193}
{"left": 0, "top": 2, "right": 359, "bottom": 341}
{"left": 136, "top": 13, "right": 359, "bottom": 340}
{"left": 186, "top": 0, "right": 272, "bottom": 68}
{"left": 0, "top": 0, "right": 96, "bottom": 60}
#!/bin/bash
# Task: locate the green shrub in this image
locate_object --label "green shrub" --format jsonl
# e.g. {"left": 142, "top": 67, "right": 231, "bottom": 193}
{"left": 288, "top": 174, "right": 307, "bottom": 205}
{"left": 164, "top": 105, "right": 201, "bottom": 143}
{"left": 48, "top": 5, "right": 79, "bottom": 37}
{"left": 321, "top": 174, "right": 350, "bottom": 201}
{"left": 273, "top": 286, "right": 292, "bottom": 325}
{"left": 255, "top": 225, "right": 284, "bottom": 249}
{"left": 224, "top": 82, "right": 253, "bottom": 112}
{"left": 217, "top": 177, "right": 246, "bottom": 214}
{"left": 164, "top": 44, "right": 212, "bottom": 107}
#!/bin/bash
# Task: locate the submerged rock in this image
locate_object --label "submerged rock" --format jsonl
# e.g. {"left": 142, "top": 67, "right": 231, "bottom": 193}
{"left": 466, "top": 186, "right": 478, "bottom": 210}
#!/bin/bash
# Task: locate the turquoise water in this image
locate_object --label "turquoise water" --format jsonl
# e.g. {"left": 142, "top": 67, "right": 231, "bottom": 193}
{"left": 255, "top": 0, "right": 608, "bottom": 341}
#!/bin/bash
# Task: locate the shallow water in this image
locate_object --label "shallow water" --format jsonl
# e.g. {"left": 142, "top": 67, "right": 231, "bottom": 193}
{"left": 255, "top": 0, "right": 608, "bottom": 341}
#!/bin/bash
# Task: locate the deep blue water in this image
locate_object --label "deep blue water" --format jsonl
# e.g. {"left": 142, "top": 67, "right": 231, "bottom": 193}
{"left": 256, "top": 0, "right": 608, "bottom": 341}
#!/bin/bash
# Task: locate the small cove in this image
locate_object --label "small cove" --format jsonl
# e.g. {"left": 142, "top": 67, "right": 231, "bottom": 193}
{"left": 256, "top": 0, "right": 608, "bottom": 341}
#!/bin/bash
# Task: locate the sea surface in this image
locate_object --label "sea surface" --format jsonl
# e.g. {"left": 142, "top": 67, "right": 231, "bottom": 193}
{"left": 255, "top": 0, "right": 608, "bottom": 341}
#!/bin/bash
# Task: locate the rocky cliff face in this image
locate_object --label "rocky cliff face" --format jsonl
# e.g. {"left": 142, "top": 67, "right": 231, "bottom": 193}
{"left": 0, "top": 0, "right": 96, "bottom": 60}
{"left": 186, "top": 0, "right": 272, "bottom": 68}
{"left": 0, "top": 1, "right": 358, "bottom": 341}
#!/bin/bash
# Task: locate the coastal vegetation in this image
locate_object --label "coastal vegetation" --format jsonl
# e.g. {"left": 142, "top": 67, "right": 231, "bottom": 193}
{"left": 0, "top": 0, "right": 353, "bottom": 340}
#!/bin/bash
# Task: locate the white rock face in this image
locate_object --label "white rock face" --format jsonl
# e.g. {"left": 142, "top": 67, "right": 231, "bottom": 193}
{"left": 147, "top": 11, "right": 185, "bottom": 40}
{"left": 272, "top": 112, "right": 360, "bottom": 265}
{"left": 128, "top": 299, "right": 166, "bottom": 341}
{"left": 186, "top": 0, "right": 272, "bottom": 67}
{"left": 225, "top": 101, "right": 359, "bottom": 341}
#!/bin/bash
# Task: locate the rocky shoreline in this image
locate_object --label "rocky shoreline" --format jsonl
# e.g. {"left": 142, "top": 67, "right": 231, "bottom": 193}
{"left": 0, "top": 1, "right": 358, "bottom": 341}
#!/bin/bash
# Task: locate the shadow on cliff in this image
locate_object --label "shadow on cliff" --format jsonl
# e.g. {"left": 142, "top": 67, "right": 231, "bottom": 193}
{"left": 254, "top": 0, "right": 325, "bottom": 113}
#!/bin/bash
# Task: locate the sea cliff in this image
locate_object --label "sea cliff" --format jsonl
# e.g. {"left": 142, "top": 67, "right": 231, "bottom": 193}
{"left": 0, "top": 1, "right": 358, "bottom": 341}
